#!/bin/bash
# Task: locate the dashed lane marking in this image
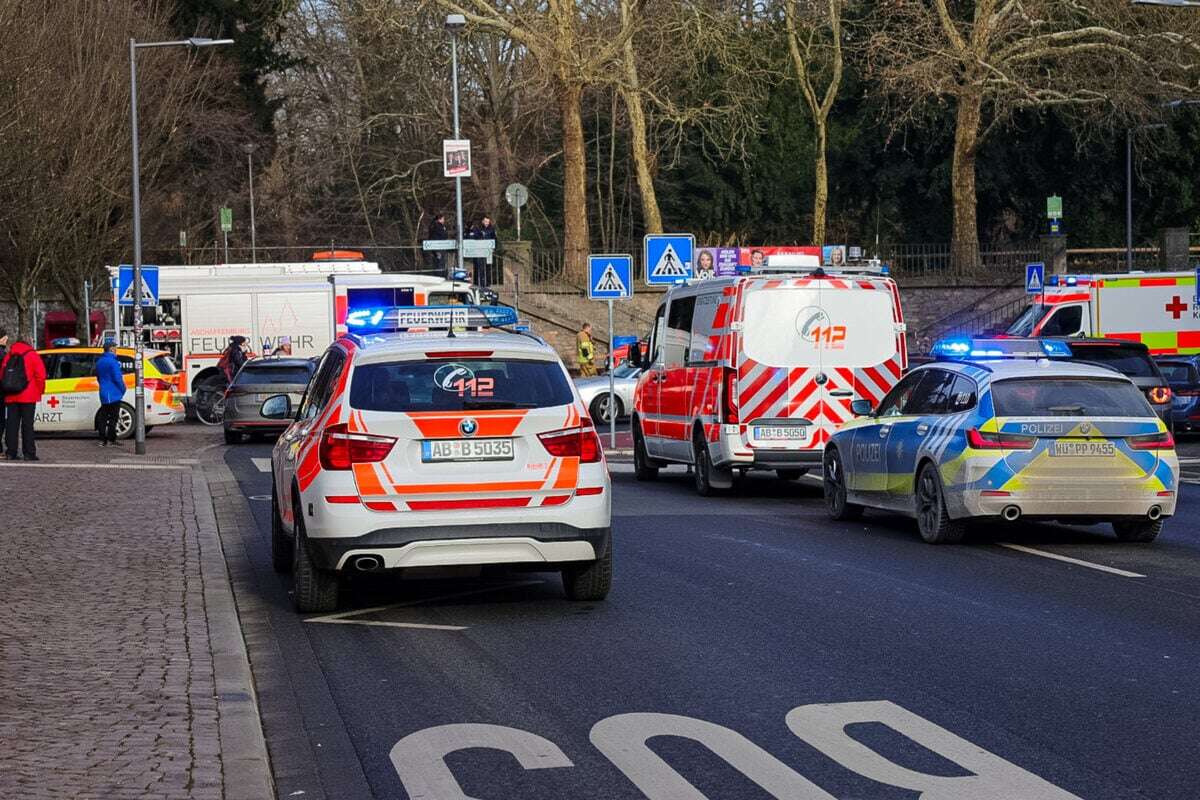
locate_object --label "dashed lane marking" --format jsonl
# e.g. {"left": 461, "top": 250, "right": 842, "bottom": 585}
{"left": 998, "top": 543, "right": 1146, "bottom": 578}
{"left": 304, "top": 579, "right": 545, "bottom": 630}
{"left": 251, "top": 457, "right": 272, "bottom": 473}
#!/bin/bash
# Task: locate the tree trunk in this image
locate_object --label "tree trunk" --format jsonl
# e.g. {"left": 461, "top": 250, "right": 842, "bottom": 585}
{"left": 619, "top": 0, "right": 662, "bottom": 235}
{"left": 950, "top": 89, "right": 983, "bottom": 272}
{"left": 557, "top": 79, "right": 589, "bottom": 283}
{"left": 812, "top": 119, "right": 829, "bottom": 245}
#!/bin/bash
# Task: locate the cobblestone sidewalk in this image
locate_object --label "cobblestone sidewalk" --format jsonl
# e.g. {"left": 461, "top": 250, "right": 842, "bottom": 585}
{"left": 0, "top": 426, "right": 271, "bottom": 799}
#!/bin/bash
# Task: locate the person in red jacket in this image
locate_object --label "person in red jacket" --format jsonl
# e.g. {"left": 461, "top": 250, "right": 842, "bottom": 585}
{"left": 1, "top": 339, "right": 47, "bottom": 461}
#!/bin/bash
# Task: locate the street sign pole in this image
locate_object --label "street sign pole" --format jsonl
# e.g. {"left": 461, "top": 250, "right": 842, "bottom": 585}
{"left": 129, "top": 38, "right": 147, "bottom": 454}
{"left": 608, "top": 298, "right": 615, "bottom": 448}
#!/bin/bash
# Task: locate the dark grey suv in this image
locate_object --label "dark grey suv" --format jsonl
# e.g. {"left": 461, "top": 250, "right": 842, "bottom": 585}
{"left": 223, "top": 358, "right": 316, "bottom": 444}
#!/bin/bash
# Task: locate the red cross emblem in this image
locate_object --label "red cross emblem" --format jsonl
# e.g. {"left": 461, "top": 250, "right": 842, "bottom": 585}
{"left": 47, "top": 396, "right": 60, "bottom": 409}
{"left": 1165, "top": 295, "right": 1189, "bottom": 319}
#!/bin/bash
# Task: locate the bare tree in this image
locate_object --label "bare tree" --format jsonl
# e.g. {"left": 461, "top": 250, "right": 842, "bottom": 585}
{"left": 867, "top": 0, "right": 1200, "bottom": 265}
{"left": 784, "top": 0, "right": 844, "bottom": 245}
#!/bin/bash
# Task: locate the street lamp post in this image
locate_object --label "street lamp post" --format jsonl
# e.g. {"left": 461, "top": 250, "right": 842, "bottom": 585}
{"left": 243, "top": 143, "right": 258, "bottom": 264}
{"left": 129, "top": 36, "right": 232, "bottom": 454}
{"left": 446, "top": 14, "right": 466, "bottom": 277}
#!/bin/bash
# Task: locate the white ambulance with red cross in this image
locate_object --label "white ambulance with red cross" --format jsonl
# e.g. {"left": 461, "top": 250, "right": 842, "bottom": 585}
{"left": 629, "top": 266, "right": 907, "bottom": 494}
{"left": 1006, "top": 270, "right": 1199, "bottom": 355}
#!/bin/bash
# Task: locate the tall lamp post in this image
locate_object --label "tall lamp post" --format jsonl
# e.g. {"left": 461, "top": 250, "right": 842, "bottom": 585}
{"left": 129, "top": 36, "right": 232, "bottom": 454}
{"left": 446, "top": 14, "right": 466, "bottom": 276}
{"left": 242, "top": 143, "right": 258, "bottom": 264}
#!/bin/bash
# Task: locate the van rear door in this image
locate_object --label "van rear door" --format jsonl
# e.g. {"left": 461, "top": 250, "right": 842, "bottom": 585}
{"left": 739, "top": 278, "right": 900, "bottom": 452}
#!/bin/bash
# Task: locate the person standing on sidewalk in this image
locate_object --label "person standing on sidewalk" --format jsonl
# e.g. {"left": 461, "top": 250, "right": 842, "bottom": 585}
{"left": 95, "top": 342, "right": 125, "bottom": 447}
{"left": 0, "top": 328, "right": 8, "bottom": 454}
{"left": 1, "top": 338, "right": 47, "bottom": 461}
{"left": 576, "top": 323, "right": 598, "bottom": 377}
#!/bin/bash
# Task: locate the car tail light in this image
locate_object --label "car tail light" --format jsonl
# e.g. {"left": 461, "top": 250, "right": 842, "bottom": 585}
{"left": 1146, "top": 386, "right": 1172, "bottom": 405}
{"left": 144, "top": 378, "right": 171, "bottom": 392}
{"left": 319, "top": 422, "right": 397, "bottom": 470}
{"left": 966, "top": 428, "right": 1037, "bottom": 450}
{"left": 1127, "top": 430, "right": 1174, "bottom": 450}
{"left": 538, "top": 424, "right": 602, "bottom": 463}
{"left": 721, "top": 367, "right": 738, "bottom": 424}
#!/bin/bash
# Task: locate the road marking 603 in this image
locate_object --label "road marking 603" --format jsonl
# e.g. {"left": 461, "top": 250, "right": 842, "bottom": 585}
{"left": 390, "top": 700, "right": 1080, "bottom": 799}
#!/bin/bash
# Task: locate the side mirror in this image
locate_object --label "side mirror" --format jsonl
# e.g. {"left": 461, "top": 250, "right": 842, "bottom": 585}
{"left": 480, "top": 289, "right": 500, "bottom": 305}
{"left": 261, "top": 394, "right": 293, "bottom": 420}
{"left": 628, "top": 343, "right": 644, "bottom": 369}
{"left": 850, "top": 399, "right": 874, "bottom": 417}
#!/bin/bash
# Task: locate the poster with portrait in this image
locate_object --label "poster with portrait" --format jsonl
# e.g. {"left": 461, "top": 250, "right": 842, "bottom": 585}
{"left": 443, "top": 139, "right": 472, "bottom": 177}
{"left": 695, "top": 247, "right": 740, "bottom": 279}
{"left": 737, "top": 246, "right": 823, "bottom": 271}
{"left": 822, "top": 245, "right": 847, "bottom": 267}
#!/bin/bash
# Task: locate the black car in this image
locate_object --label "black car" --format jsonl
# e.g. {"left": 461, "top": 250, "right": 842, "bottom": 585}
{"left": 223, "top": 357, "right": 317, "bottom": 444}
{"left": 1051, "top": 338, "right": 1173, "bottom": 428}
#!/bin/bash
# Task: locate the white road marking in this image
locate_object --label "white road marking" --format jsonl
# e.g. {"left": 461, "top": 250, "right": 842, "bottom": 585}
{"left": 1177, "top": 457, "right": 1200, "bottom": 465}
{"left": 0, "top": 462, "right": 189, "bottom": 471}
{"left": 304, "top": 579, "right": 545, "bottom": 629}
{"left": 998, "top": 543, "right": 1146, "bottom": 578}
{"left": 251, "top": 457, "right": 272, "bottom": 473}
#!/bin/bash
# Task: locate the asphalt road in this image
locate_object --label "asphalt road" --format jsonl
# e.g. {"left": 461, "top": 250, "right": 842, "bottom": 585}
{"left": 227, "top": 439, "right": 1200, "bottom": 800}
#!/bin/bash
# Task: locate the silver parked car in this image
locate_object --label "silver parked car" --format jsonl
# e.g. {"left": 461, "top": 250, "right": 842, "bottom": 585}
{"left": 223, "top": 357, "right": 317, "bottom": 444}
{"left": 577, "top": 362, "right": 642, "bottom": 425}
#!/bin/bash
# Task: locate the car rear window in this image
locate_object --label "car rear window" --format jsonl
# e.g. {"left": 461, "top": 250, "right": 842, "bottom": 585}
{"left": 150, "top": 355, "right": 178, "bottom": 375}
{"left": 1065, "top": 343, "right": 1157, "bottom": 378}
{"left": 1156, "top": 361, "right": 1195, "bottom": 383}
{"left": 350, "top": 358, "right": 573, "bottom": 412}
{"left": 991, "top": 377, "right": 1153, "bottom": 418}
{"left": 235, "top": 365, "right": 314, "bottom": 385}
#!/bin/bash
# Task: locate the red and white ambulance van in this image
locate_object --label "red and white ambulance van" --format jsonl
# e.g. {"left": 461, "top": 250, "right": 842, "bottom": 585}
{"left": 630, "top": 264, "right": 907, "bottom": 494}
{"left": 1006, "top": 271, "right": 1199, "bottom": 355}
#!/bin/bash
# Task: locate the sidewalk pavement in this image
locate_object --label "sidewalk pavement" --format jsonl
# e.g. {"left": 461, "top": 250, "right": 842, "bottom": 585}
{"left": 0, "top": 425, "right": 272, "bottom": 800}
{"left": 600, "top": 427, "right": 633, "bottom": 461}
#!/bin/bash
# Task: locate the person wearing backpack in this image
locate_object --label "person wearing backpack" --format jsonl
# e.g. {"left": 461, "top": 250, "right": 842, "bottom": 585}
{"left": 1, "top": 338, "right": 47, "bottom": 461}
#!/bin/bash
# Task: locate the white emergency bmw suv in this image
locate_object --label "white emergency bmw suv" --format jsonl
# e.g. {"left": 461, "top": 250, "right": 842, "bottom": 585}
{"left": 264, "top": 307, "right": 612, "bottom": 612}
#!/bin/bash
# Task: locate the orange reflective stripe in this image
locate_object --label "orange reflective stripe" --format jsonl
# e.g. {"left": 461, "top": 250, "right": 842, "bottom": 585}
{"left": 391, "top": 480, "right": 544, "bottom": 495}
{"left": 407, "top": 410, "right": 527, "bottom": 438}
{"left": 553, "top": 458, "right": 579, "bottom": 489}
{"left": 353, "top": 463, "right": 387, "bottom": 497}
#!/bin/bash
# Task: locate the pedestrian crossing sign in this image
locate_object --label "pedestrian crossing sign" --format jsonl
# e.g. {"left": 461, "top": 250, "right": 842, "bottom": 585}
{"left": 588, "top": 254, "right": 633, "bottom": 300}
{"left": 644, "top": 234, "right": 694, "bottom": 285}
{"left": 116, "top": 265, "right": 159, "bottom": 307}
{"left": 1025, "top": 262, "right": 1045, "bottom": 295}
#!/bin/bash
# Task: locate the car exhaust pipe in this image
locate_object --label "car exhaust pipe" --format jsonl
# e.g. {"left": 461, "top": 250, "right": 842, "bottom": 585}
{"left": 351, "top": 554, "right": 383, "bottom": 572}
{"left": 1148, "top": 506, "right": 1162, "bottom": 521}
{"left": 1001, "top": 505, "right": 1021, "bottom": 522}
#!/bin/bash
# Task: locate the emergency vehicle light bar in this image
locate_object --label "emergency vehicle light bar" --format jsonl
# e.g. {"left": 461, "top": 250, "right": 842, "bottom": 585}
{"left": 931, "top": 337, "right": 1072, "bottom": 360}
{"left": 345, "top": 304, "right": 517, "bottom": 331}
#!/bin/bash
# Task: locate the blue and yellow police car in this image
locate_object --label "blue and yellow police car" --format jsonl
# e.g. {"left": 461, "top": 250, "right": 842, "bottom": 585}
{"left": 823, "top": 338, "right": 1178, "bottom": 543}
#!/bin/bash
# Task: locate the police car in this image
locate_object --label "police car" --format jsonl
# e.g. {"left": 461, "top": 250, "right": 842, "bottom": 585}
{"left": 263, "top": 305, "right": 613, "bottom": 612}
{"left": 823, "top": 338, "right": 1178, "bottom": 544}
{"left": 36, "top": 345, "right": 184, "bottom": 438}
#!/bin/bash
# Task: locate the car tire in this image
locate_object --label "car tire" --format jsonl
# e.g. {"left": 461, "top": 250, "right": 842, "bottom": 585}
{"left": 562, "top": 538, "right": 612, "bottom": 601}
{"left": 224, "top": 429, "right": 243, "bottom": 445}
{"left": 692, "top": 431, "right": 730, "bottom": 497}
{"left": 776, "top": 469, "right": 806, "bottom": 480}
{"left": 915, "top": 462, "right": 964, "bottom": 544}
{"left": 1112, "top": 518, "right": 1163, "bottom": 543}
{"left": 292, "top": 499, "right": 339, "bottom": 613}
{"left": 632, "top": 422, "right": 659, "bottom": 482}
{"left": 114, "top": 402, "right": 136, "bottom": 440}
{"left": 271, "top": 484, "right": 293, "bottom": 574}
{"left": 589, "top": 394, "right": 622, "bottom": 426}
{"left": 823, "top": 447, "right": 863, "bottom": 521}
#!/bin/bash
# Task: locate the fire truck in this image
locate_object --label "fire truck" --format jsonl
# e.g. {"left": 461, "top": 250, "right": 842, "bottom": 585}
{"left": 629, "top": 256, "right": 907, "bottom": 495}
{"left": 1006, "top": 270, "right": 1199, "bottom": 355}
{"left": 105, "top": 259, "right": 481, "bottom": 406}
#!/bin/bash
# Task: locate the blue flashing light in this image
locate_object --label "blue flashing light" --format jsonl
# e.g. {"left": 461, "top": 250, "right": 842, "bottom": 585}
{"left": 932, "top": 338, "right": 972, "bottom": 357}
{"left": 346, "top": 308, "right": 386, "bottom": 328}
{"left": 1065, "top": 276, "right": 1078, "bottom": 286}
{"left": 1047, "top": 275, "right": 1060, "bottom": 287}
{"left": 1040, "top": 339, "right": 1072, "bottom": 357}
{"left": 880, "top": 264, "right": 890, "bottom": 275}
{"left": 451, "top": 269, "right": 469, "bottom": 281}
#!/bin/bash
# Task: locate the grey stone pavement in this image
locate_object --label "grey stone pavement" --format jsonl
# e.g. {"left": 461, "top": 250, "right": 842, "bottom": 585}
{"left": 0, "top": 424, "right": 272, "bottom": 800}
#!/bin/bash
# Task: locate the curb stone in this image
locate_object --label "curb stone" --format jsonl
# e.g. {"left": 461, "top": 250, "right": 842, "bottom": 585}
{"left": 191, "top": 465, "right": 276, "bottom": 800}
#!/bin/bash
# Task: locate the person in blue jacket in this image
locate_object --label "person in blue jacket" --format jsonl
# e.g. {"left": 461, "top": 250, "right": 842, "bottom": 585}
{"left": 95, "top": 342, "right": 126, "bottom": 447}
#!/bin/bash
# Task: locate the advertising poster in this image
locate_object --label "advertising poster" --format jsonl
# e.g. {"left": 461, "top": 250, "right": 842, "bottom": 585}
{"left": 443, "top": 139, "right": 472, "bottom": 177}
{"left": 822, "top": 245, "right": 848, "bottom": 267}
{"left": 695, "top": 247, "right": 740, "bottom": 279}
{"left": 737, "top": 246, "right": 823, "bottom": 270}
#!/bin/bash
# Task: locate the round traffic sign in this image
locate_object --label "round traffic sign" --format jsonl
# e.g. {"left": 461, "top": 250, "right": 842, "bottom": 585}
{"left": 505, "top": 182, "right": 528, "bottom": 208}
